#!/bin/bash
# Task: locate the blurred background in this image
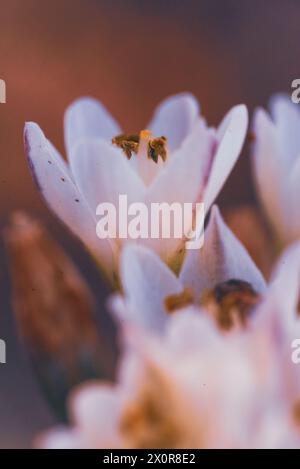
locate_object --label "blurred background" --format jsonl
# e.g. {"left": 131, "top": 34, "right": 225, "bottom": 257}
{"left": 0, "top": 0, "right": 299, "bottom": 448}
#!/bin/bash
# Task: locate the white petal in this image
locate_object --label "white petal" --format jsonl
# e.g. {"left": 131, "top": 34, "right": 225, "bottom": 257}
{"left": 107, "top": 293, "right": 130, "bottom": 324}
{"left": 180, "top": 205, "right": 266, "bottom": 294}
{"left": 147, "top": 93, "right": 200, "bottom": 151}
{"left": 147, "top": 120, "right": 214, "bottom": 202}
{"left": 69, "top": 139, "right": 146, "bottom": 239}
{"left": 120, "top": 244, "right": 182, "bottom": 331}
{"left": 203, "top": 104, "right": 248, "bottom": 211}
{"left": 270, "top": 93, "right": 300, "bottom": 167}
{"left": 251, "top": 410, "right": 300, "bottom": 449}
{"left": 37, "top": 427, "right": 81, "bottom": 449}
{"left": 131, "top": 144, "right": 165, "bottom": 186}
{"left": 24, "top": 123, "right": 114, "bottom": 276}
{"left": 256, "top": 242, "right": 300, "bottom": 398}
{"left": 69, "top": 382, "right": 122, "bottom": 445}
{"left": 252, "top": 108, "right": 291, "bottom": 239}
{"left": 64, "top": 97, "right": 121, "bottom": 158}
{"left": 164, "top": 311, "right": 220, "bottom": 357}
{"left": 289, "top": 157, "right": 300, "bottom": 238}
{"left": 43, "top": 384, "right": 124, "bottom": 449}
{"left": 142, "top": 122, "right": 215, "bottom": 262}
{"left": 268, "top": 241, "right": 300, "bottom": 324}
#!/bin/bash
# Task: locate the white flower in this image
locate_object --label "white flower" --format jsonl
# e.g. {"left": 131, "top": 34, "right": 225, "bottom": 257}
{"left": 24, "top": 93, "right": 248, "bottom": 281}
{"left": 35, "top": 223, "right": 300, "bottom": 450}
{"left": 254, "top": 241, "right": 300, "bottom": 405}
{"left": 38, "top": 308, "right": 300, "bottom": 449}
{"left": 110, "top": 205, "right": 266, "bottom": 332}
{"left": 252, "top": 94, "right": 300, "bottom": 244}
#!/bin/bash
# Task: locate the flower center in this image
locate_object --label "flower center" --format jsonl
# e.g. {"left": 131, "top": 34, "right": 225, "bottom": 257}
{"left": 200, "top": 279, "right": 260, "bottom": 331}
{"left": 164, "top": 288, "right": 194, "bottom": 313}
{"left": 112, "top": 130, "right": 167, "bottom": 163}
{"left": 120, "top": 364, "right": 189, "bottom": 449}
{"left": 164, "top": 280, "right": 260, "bottom": 330}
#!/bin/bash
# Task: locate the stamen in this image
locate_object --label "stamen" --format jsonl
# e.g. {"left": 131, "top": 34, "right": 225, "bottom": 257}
{"left": 139, "top": 129, "right": 152, "bottom": 141}
{"left": 164, "top": 288, "right": 194, "bottom": 313}
{"left": 200, "top": 279, "right": 260, "bottom": 331}
{"left": 112, "top": 134, "right": 140, "bottom": 159}
{"left": 148, "top": 136, "right": 167, "bottom": 163}
{"left": 112, "top": 131, "right": 168, "bottom": 163}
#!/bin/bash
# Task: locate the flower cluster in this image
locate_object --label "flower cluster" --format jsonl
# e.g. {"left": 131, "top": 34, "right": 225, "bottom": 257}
{"left": 7, "top": 92, "right": 300, "bottom": 448}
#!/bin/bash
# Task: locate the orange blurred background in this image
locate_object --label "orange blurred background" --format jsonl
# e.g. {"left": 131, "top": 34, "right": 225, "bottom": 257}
{"left": 0, "top": 0, "right": 299, "bottom": 448}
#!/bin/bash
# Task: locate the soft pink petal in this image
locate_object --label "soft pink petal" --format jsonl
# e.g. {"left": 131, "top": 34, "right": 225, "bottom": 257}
{"left": 69, "top": 139, "right": 146, "bottom": 241}
{"left": 268, "top": 241, "right": 300, "bottom": 325}
{"left": 107, "top": 293, "right": 132, "bottom": 325}
{"left": 64, "top": 97, "right": 121, "bottom": 158}
{"left": 24, "top": 122, "right": 114, "bottom": 276}
{"left": 142, "top": 122, "right": 215, "bottom": 261}
{"left": 147, "top": 92, "right": 200, "bottom": 151}
{"left": 37, "top": 427, "right": 81, "bottom": 449}
{"left": 269, "top": 93, "right": 300, "bottom": 167}
{"left": 180, "top": 205, "right": 266, "bottom": 294}
{"left": 163, "top": 311, "right": 220, "bottom": 358}
{"left": 251, "top": 411, "right": 300, "bottom": 449}
{"left": 254, "top": 242, "right": 300, "bottom": 411}
{"left": 69, "top": 382, "right": 122, "bottom": 445}
{"left": 130, "top": 144, "right": 166, "bottom": 186}
{"left": 141, "top": 313, "right": 264, "bottom": 448}
{"left": 120, "top": 244, "right": 182, "bottom": 331}
{"left": 252, "top": 108, "right": 291, "bottom": 239}
{"left": 203, "top": 104, "right": 248, "bottom": 211}
{"left": 289, "top": 158, "right": 300, "bottom": 237}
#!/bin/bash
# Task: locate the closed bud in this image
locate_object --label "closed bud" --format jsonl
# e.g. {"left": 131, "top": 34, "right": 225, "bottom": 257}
{"left": 5, "top": 212, "right": 110, "bottom": 420}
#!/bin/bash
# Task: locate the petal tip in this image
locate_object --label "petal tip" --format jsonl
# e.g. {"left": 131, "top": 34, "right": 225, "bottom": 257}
{"left": 24, "top": 121, "right": 44, "bottom": 141}
{"left": 23, "top": 122, "right": 47, "bottom": 161}
{"left": 234, "top": 103, "right": 248, "bottom": 128}
{"left": 64, "top": 96, "right": 98, "bottom": 116}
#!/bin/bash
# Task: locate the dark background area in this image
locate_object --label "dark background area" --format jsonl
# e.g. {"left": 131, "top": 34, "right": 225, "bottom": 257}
{"left": 0, "top": 0, "right": 299, "bottom": 448}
